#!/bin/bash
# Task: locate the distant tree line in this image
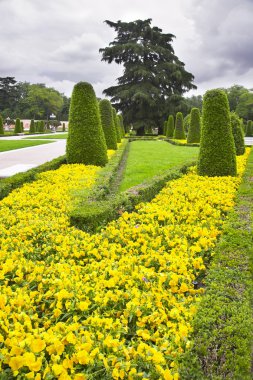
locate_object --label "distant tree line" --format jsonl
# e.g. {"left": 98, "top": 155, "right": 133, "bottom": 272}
{"left": 0, "top": 77, "right": 70, "bottom": 121}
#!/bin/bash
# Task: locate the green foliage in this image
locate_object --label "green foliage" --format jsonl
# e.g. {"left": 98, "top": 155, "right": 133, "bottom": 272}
{"left": 0, "top": 114, "right": 4, "bottom": 134}
{"left": 62, "top": 123, "right": 65, "bottom": 132}
{"left": 179, "top": 150, "right": 253, "bottom": 379}
{"left": 183, "top": 114, "right": 191, "bottom": 133}
{"left": 246, "top": 120, "right": 253, "bottom": 137}
{"left": 99, "top": 99, "right": 118, "bottom": 150}
{"left": 163, "top": 121, "right": 167, "bottom": 135}
{"left": 14, "top": 118, "right": 22, "bottom": 133}
{"left": 112, "top": 108, "right": 121, "bottom": 143}
{"left": 173, "top": 112, "right": 185, "bottom": 139}
{"left": 38, "top": 120, "right": 45, "bottom": 133}
{"left": 231, "top": 112, "right": 245, "bottom": 155}
{"left": 166, "top": 115, "right": 174, "bottom": 138}
{"left": 187, "top": 108, "right": 201, "bottom": 143}
{"left": 29, "top": 119, "right": 35, "bottom": 134}
{"left": 100, "top": 19, "right": 196, "bottom": 132}
{"left": 0, "top": 156, "right": 66, "bottom": 200}
{"left": 235, "top": 91, "right": 253, "bottom": 120}
{"left": 198, "top": 89, "right": 236, "bottom": 177}
{"left": 118, "top": 114, "right": 125, "bottom": 137}
{"left": 20, "top": 121, "right": 24, "bottom": 132}
{"left": 66, "top": 82, "right": 108, "bottom": 166}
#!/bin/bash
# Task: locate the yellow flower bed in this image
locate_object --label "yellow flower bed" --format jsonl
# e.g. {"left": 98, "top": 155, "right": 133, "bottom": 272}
{"left": 0, "top": 149, "right": 250, "bottom": 379}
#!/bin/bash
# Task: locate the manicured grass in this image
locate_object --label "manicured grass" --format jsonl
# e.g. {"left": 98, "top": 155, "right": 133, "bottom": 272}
{"left": 24, "top": 133, "right": 68, "bottom": 139}
{"left": 0, "top": 140, "right": 53, "bottom": 152}
{"left": 119, "top": 140, "right": 199, "bottom": 191}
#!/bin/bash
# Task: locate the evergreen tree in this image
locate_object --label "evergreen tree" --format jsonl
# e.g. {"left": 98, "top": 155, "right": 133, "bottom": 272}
{"left": 166, "top": 115, "right": 174, "bottom": 138}
{"left": 118, "top": 114, "right": 125, "bottom": 137}
{"left": 0, "top": 114, "right": 4, "bottom": 134}
{"left": 99, "top": 99, "right": 118, "bottom": 150}
{"left": 29, "top": 119, "right": 35, "bottom": 134}
{"left": 173, "top": 112, "right": 185, "bottom": 139}
{"left": 198, "top": 89, "right": 236, "bottom": 177}
{"left": 187, "top": 108, "right": 201, "bottom": 143}
{"left": 62, "top": 122, "right": 66, "bottom": 132}
{"left": 112, "top": 108, "right": 121, "bottom": 143}
{"left": 38, "top": 120, "right": 45, "bottom": 133}
{"left": 14, "top": 118, "right": 22, "bottom": 133}
{"left": 66, "top": 82, "right": 108, "bottom": 166}
{"left": 21, "top": 121, "right": 24, "bottom": 132}
{"left": 246, "top": 120, "right": 253, "bottom": 137}
{"left": 163, "top": 121, "right": 167, "bottom": 136}
{"left": 100, "top": 19, "right": 196, "bottom": 133}
{"left": 231, "top": 112, "right": 245, "bottom": 156}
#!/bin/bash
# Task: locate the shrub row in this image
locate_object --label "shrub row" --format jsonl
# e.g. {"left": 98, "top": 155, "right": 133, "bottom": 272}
{"left": 179, "top": 148, "right": 253, "bottom": 379}
{"left": 70, "top": 148, "right": 196, "bottom": 232}
{"left": 166, "top": 138, "right": 200, "bottom": 147}
{"left": 0, "top": 155, "right": 66, "bottom": 200}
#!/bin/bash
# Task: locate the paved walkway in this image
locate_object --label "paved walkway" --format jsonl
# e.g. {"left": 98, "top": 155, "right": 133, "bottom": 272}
{"left": 0, "top": 135, "right": 66, "bottom": 177}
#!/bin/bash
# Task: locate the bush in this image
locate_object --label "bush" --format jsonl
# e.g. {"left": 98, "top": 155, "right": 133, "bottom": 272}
{"left": 99, "top": 99, "right": 118, "bottom": 150}
{"left": 183, "top": 114, "right": 191, "bottom": 133}
{"left": 38, "top": 120, "right": 45, "bottom": 133}
{"left": 118, "top": 114, "right": 125, "bottom": 138}
{"left": 231, "top": 112, "right": 245, "bottom": 155}
{"left": 0, "top": 114, "right": 4, "bottom": 134}
{"left": 198, "top": 89, "right": 236, "bottom": 177}
{"left": 187, "top": 108, "right": 201, "bottom": 143}
{"left": 173, "top": 112, "right": 185, "bottom": 139}
{"left": 29, "top": 119, "right": 35, "bottom": 134}
{"left": 246, "top": 120, "right": 253, "bottom": 137}
{"left": 14, "top": 118, "right": 22, "bottom": 134}
{"left": 62, "top": 123, "right": 65, "bottom": 132}
{"left": 163, "top": 120, "right": 167, "bottom": 135}
{"left": 66, "top": 81, "right": 108, "bottom": 166}
{"left": 166, "top": 115, "right": 174, "bottom": 138}
{"left": 112, "top": 108, "right": 121, "bottom": 143}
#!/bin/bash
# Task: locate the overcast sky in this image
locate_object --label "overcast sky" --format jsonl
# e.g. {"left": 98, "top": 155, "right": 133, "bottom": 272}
{"left": 1, "top": 0, "right": 252, "bottom": 98}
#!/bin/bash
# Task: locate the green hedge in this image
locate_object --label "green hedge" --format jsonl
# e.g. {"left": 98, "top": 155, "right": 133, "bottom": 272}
{"left": 179, "top": 148, "right": 253, "bottom": 379}
{"left": 166, "top": 139, "right": 199, "bottom": 147}
{"left": 173, "top": 112, "right": 185, "bottom": 139}
{"left": 70, "top": 153, "right": 195, "bottom": 233}
{"left": 0, "top": 155, "right": 66, "bottom": 200}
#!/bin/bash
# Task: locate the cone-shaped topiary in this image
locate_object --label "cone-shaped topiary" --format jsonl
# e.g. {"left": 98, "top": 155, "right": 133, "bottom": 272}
{"left": 246, "top": 120, "right": 253, "bottom": 137}
{"left": 66, "top": 82, "right": 108, "bottom": 166}
{"left": 112, "top": 108, "right": 121, "bottom": 143}
{"left": 163, "top": 121, "right": 167, "bottom": 136}
{"left": 118, "top": 114, "right": 125, "bottom": 138}
{"left": 14, "top": 118, "right": 22, "bottom": 133}
{"left": 99, "top": 99, "right": 118, "bottom": 150}
{"left": 38, "top": 120, "right": 45, "bottom": 133}
{"left": 231, "top": 112, "right": 245, "bottom": 156}
{"left": 20, "top": 121, "right": 24, "bottom": 132}
{"left": 166, "top": 115, "right": 174, "bottom": 138}
{"left": 62, "top": 123, "right": 65, "bottom": 132}
{"left": 173, "top": 112, "right": 185, "bottom": 139}
{"left": 29, "top": 119, "right": 35, "bottom": 134}
{"left": 198, "top": 89, "right": 236, "bottom": 177}
{"left": 187, "top": 108, "right": 201, "bottom": 143}
{"left": 0, "top": 114, "right": 4, "bottom": 134}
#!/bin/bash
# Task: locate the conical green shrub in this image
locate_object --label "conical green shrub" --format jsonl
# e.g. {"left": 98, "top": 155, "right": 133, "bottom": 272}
{"left": 66, "top": 82, "right": 108, "bottom": 166}
{"left": 0, "top": 115, "right": 4, "bottom": 134}
{"left": 166, "top": 115, "right": 174, "bottom": 138}
{"left": 14, "top": 118, "right": 22, "bottom": 133}
{"left": 163, "top": 121, "right": 167, "bottom": 136}
{"left": 99, "top": 99, "right": 118, "bottom": 150}
{"left": 62, "top": 123, "right": 66, "bottom": 132}
{"left": 198, "top": 89, "right": 236, "bottom": 177}
{"left": 187, "top": 108, "right": 201, "bottom": 143}
{"left": 173, "top": 112, "right": 185, "bottom": 139}
{"left": 112, "top": 108, "right": 121, "bottom": 143}
{"left": 231, "top": 112, "right": 245, "bottom": 156}
{"left": 246, "top": 120, "right": 253, "bottom": 137}
{"left": 29, "top": 119, "right": 35, "bottom": 134}
{"left": 118, "top": 114, "right": 125, "bottom": 138}
{"left": 38, "top": 120, "right": 45, "bottom": 133}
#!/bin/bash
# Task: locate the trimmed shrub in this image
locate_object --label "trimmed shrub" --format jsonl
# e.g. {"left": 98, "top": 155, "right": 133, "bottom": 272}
{"left": 183, "top": 114, "right": 191, "bottom": 133}
{"left": 173, "top": 112, "right": 185, "bottom": 139}
{"left": 231, "top": 112, "right": 245, "bottom": 155}
{"left": 118, "top": 114, "right": 125, "bottom": 138}
{"left": 198, "top": 89, "right": 237, "bottom": 177}
{"left": 14, "top": 118, "right": 22, "bottom": 133}
{"left": 29, "top": 119, "right": 35, "bottom": 134}
{"left": 187, "top": 108, "right": 201, "bottom": 143}
{"left": 112, "top": 108, "right": 121, "bottom": 143}
{"left": 0, "top": 114, "right": 4, "bottom": 134}
{"left": 246, "top": 120, "right": 253, "bottom": 137}
{"left": 66, "top": 81, "right": 108, "bottom": 166}
{"left": 166, "top": 115, "right": 174, "bottom": 138}
{"left": 21, "top": 121, "right": 24, "bottom": 132}
{"left": 163, "top": 121, "right": 167, "bottom": 136}
{"left": 62, "top": 123, "right": 66, "bottom": 132}
{"left": 99, "top": 99, "right": 118, "bottom": 150}
{"left": 38, "top": 120, "right": 45, "bottom": 133}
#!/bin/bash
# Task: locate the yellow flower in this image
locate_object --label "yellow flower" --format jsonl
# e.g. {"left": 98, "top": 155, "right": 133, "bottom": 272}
{"left": 30, "top": 338, "right": 46, "bottom": 353}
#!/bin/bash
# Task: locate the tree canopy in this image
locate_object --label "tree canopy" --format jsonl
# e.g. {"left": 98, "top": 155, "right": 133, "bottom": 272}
{"left": 100, "top": 19, "right": 196, "bottom": 132}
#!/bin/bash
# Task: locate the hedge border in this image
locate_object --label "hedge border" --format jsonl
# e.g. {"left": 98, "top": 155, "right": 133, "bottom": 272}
{"left": 179, "top": 148, "right": 253, "bottom": 379}
{"left": 166, "top": 138, "right": 200, "bottom": 147}
{"left": 0, "top": 155, "right": 67, "bottom": 200}
{"left": 70, "top": 157, "right": 196, "bottom": 233}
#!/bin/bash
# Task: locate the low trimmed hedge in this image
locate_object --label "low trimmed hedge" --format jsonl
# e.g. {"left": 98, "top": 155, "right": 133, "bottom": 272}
{"left": 179, "top": 149, "right": 253, "bottom": 379}
{"left": 70, "top": 160, "right": 195, "bottom": 232}
{"left": 166, "top": 138, "right": 200, "bottom": 147}
{"left": 0, "top": 155, "right": 66, "bottom": 200}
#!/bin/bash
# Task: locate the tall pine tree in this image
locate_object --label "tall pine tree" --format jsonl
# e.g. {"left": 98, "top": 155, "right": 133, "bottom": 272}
{"left": 100, "top": 19, "right": 196, "bottom": 134}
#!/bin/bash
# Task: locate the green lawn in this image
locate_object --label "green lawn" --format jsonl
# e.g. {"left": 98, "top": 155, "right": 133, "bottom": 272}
{"left": 24, "top": 133, "right": 68, "bottom": 140}
{"left": 0, "top": 140, "right": 53, "bottom": 152}
{"left": 120, "top": 140, "right": 199, "bottom": 191}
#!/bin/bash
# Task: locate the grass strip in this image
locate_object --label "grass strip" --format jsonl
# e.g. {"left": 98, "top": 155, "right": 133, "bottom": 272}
{"left": 179, "top": 148, "right": 253, "bottom": 380}
{"left": 0, "top": 139, "right": 53, "bottom": 152}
